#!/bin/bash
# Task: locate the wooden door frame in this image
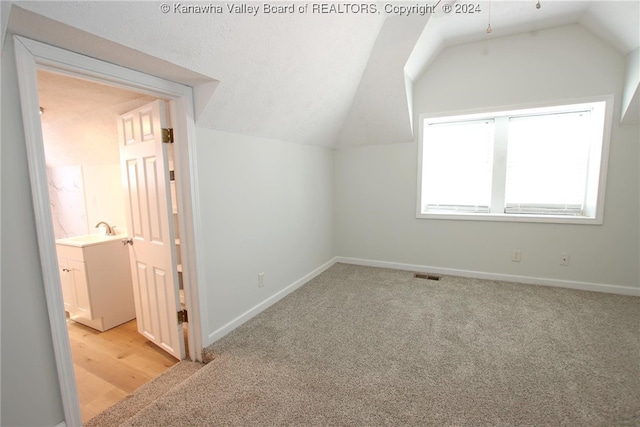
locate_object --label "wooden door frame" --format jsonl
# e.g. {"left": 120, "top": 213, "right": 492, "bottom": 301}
{"left": 14, "top": 35, "right": 207, "bottom": 426}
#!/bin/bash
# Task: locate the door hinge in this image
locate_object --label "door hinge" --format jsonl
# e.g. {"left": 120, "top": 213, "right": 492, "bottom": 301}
{"left": 162, "top": 128, "right": 174, "bottom": 144}
{"left": 177, "top": 309, "right": 188, "bottom": 324}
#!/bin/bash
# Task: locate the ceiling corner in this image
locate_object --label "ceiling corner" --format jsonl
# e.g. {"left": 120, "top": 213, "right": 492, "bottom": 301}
{"left": 336, "top": 14, "right": 430, "bottom": 148}
{"left": 193, "top": 80, "right": 220, "bottom": 125}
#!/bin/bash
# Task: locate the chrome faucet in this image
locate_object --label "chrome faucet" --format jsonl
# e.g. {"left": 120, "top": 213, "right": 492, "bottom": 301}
{"left": 95, "top": 221, "right": 115, "bottom": 236}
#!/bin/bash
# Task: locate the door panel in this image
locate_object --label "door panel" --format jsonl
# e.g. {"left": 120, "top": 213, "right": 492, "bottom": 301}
{"left": 118, "top": 100, "right": 184, "bottom": 360}
{"left": 144, "top": 156, "right": 164, "bottom": 242}
{"left": 125, "top": 159, "right": 144, "bottom": 239}
{"left": 153, "top": 267, "right": 181, "bottom": 355}
{"left": 134, "top": 261, "right": 155, "bottom": 340}
{"left": 140, "top": 108, "right": 155, "bottom": 140}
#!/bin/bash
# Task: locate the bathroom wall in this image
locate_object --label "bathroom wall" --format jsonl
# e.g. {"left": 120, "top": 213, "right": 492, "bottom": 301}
{"left": 82, "top": 164, "right": 127, "bottom": 235}
{"left": 40, "top": 81, "right": 154, "bottom": 237}
{"left": 47, "top": 165, "right": 89, "bottom": 238}
{"left": 45, "top": 164, "right": 126, "bottom": 239}
{"left": 46, "top": 164, "right": 128, "bottom": 238}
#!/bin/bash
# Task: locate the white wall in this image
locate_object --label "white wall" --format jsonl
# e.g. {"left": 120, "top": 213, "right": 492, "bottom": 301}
{"left": 1, "top": 35, "right": 65, "bottom": 427}
{"left": 195, "top": 128, "right": 334, "bottom": 343}
{"left": 334, "top": 25, "right": 639, "bottom": 292}
{"left": 45, "top": 164, "right": 126, "bottom": 239}
{"left": 47, "top": 165, "right": 89, "bottom": 238}
{"left": 82, "top": 164, "right": 127, "bottom": 235}
{"left": 622, "top": 47, "right": 639, "bottom": 123}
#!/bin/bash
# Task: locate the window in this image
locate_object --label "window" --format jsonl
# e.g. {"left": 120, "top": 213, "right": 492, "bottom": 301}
{"left": 417, "top": 98, "right": 612, "bottom": 224}
{"left": 421, "top": 119, "right": 494, "bottom": 213}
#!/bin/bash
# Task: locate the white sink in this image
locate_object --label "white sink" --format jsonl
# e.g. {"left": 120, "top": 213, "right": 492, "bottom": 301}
{"left": 55, "top": 233, "right": 124, "bottom": 248}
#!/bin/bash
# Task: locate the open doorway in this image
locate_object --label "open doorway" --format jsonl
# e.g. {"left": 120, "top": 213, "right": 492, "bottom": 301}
{"left": 38, "top": 69, "right": 188, "bottom": 421}
{"left": 14, "top": 35, "right": 206, "bottom": 426}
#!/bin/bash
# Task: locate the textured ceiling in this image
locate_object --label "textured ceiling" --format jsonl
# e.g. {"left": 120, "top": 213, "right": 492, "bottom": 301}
{"left": 9, "top": 1, "right": 385, "bottom": 147}
{"left": 37, "top": 70, "right": 156, "bottom": 167}
{"left": 407, "top": 1, "right": 639, "bottom": 82}
{"left": 37, "top": 70, "right": 154, "bottom": 124}
{"left": 6, "top": 1, "right": 639, "bottom": 148}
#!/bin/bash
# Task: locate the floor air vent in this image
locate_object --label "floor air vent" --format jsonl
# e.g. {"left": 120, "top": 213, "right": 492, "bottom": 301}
{"left": 414, "top": 273, "right": 441, "bottom": 281}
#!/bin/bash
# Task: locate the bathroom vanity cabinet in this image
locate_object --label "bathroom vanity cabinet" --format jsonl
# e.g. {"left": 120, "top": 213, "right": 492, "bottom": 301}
{"left": 56, "top": 236, "right": 136, "bottom": 332}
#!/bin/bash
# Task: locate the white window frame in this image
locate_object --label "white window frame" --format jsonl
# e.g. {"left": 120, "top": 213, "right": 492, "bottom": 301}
{"left": 416, "top": 95, "right": 614, "bottom": 225}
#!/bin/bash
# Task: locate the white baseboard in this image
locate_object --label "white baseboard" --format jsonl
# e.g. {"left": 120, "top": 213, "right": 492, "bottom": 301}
{"left": 336, "top": 257, "right": 640, "bottom": 297}
{"left": 207, "top": 257, "right": 338, "bottom": 344}
{"left": 205, "top": 255, "right": 637, "bottom": 346}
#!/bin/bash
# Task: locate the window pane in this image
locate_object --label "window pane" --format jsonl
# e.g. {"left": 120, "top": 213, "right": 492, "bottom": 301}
{"left": 505, "top": 111, "right": 592, "bottom": 214}
{"left": 422, "top": 120, "right": 494, "bottom": 212}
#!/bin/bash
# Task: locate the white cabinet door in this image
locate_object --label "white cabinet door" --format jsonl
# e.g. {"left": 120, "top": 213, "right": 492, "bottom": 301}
{"left": 58, "top": 257, "right": 91, "bottom": 319}
{"left": 58, "top": 258, "right": 73, "bottom": 313}
{"left": 69, "top": 259, "right": 91, "bottom": 319}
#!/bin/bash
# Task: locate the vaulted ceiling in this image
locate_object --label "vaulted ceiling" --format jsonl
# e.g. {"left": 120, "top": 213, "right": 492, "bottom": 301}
{"left": 5, "top": 1, "right": 639, "bottom": 148}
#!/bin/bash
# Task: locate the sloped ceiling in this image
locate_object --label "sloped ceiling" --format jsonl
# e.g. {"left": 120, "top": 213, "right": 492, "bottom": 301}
{"left": 6, "top": 1, "right": 639, "bottom": 149}
{"left": 8, "top": 1, "right": 385, "bottom": 147}
{"left": 336, "top": 14, "right": 430, "bottom": 148}
{"left": 407, "top": 0, "right": 640, "bottom": 82}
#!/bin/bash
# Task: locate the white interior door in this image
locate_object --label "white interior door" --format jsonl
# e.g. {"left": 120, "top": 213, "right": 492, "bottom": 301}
{"left": 118, "top": 100, "right": 185, "bottom": 360}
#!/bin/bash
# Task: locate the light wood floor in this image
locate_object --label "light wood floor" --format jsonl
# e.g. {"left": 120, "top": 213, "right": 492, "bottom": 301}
{"left": 67, "top": 319, "right": 179, "bottom": 422}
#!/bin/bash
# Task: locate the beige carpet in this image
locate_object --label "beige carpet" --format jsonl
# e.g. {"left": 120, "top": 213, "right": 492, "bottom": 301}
{"left": 86, "top": 361, "right": 204, "bottom": 426}
{"left": 113, "top": 263, "right": 638, "bottom": 426}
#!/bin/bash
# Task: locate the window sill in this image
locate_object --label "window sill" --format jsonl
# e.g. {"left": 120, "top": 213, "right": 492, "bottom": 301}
{"left": 416, "top": 211, "right": 602, "bottom": 225}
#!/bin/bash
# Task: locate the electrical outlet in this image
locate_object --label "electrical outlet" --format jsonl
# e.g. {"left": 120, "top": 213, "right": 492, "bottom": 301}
{"left": 258, "top": 272, "right": 264, "bottom": 287}
{"left": 511, "top": 249, "right": 521, "bottom": 262}
{"left": 560, "top": 253, "right": 570, "bottom": 266}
